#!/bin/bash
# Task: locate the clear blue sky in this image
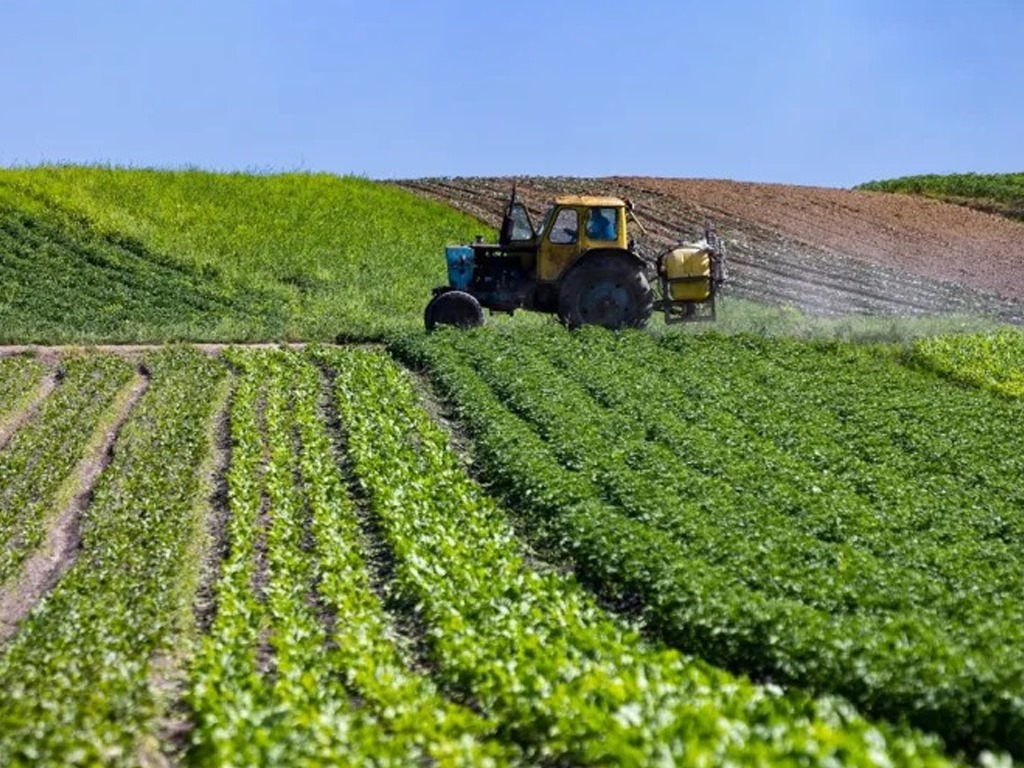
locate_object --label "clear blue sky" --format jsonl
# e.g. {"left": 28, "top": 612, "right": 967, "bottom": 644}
{"left": 2, "top": 0, "right": 1021, "bottom": 187}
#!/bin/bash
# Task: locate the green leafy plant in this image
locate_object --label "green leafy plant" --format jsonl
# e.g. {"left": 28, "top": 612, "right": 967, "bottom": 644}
{"left": 393, "top": 325, "right": 1024, "bottom": 759}
{"left": 320, "top": 345, "right": 955, "bottom": 767}
{"left": 0, "top": 348, "right": 226, "bottom": 765}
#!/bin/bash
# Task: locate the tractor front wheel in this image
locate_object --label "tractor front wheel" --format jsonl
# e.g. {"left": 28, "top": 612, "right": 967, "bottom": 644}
{"left": 424, "top": 290, "right": 484, "bottom": 332}
{"left": 557, "top": 255, "right": 654, "bottom": 330}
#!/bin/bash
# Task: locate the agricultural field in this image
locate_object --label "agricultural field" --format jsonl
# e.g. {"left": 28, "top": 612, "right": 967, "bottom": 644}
{"left": 393, "top": 326, "right": 1024, "bottom": 760}
{"left": 858, "top": 173, "right": 1024, "bottom": 223}
{"left": 398, "top": 176, "right": 1024, "bottom": 323}
{"left": 911, "top": 329, "right": 1024, "bottom": 399}
{"left": 0, "top": 167, "right": 488, "bottom": 342}
{"left": 1, "top": 167, "right": 1023, "bottom": 766}
{"left": 0, "top": 345, "right": 977, "bottom": 766}
{"left": 2, "top": 167, "right": 1022, "bottom": 347}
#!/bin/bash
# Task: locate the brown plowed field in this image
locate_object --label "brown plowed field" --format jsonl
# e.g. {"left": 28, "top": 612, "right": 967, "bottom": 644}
{"left": 395, "top": 177, "right": 1024, "bottom": 323}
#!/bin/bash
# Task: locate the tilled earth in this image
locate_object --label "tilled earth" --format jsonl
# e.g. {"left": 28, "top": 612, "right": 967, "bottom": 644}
{"left": 395, "top": 177, "right": 1024, "bottom": 323}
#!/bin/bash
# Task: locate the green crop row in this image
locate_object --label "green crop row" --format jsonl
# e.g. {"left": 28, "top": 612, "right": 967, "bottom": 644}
{"left": 392, "top": 326, "right": 1024, "bottom": 760}
{"left": 186, "top": 349, "right": 269, "bottom": 764}
{"left": 288, "top": 351, "right": 514, "bottom": 766}
{"left": 0, "top": 348, "right": 226, "bottom": 766}
{"left": 911, "top": 330, "right": 1024, "bottom": 399}
{"left": 0, "top": 354, "right": 135, "bottom": 587}
{"left": 321, "top": 346, "right": 954, "bottom": 766}
{"left": 188, "top": 349, "right": 398, "bottom": 765}
{"left": 189, "top": 349, "right": 506, "bottom": 766}
{"left": 0, "top": 356, "right": 44, "bottom": 424}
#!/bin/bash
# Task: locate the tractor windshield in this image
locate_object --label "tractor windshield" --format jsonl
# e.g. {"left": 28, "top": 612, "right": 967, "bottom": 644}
{"left": 508, "top": 203, "right": 534, "bottom": 241}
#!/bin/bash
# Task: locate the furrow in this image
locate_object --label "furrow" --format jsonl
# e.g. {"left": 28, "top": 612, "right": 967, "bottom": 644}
{"left": 192, "top": 375, "right": 236, "bottom": 637}
{"left": 0, "top": 367, "right": 56, "bottom": 453}
{"left": 0, "top": 348, "right": 227, "bottom": 766}
{"left": 0, "top": 354, "right": 136, "bottom": 588}
{"left": 0, "top": 367, "right": 149, "bottom": 644}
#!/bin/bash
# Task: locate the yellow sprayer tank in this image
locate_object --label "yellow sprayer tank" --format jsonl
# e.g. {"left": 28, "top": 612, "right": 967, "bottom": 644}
{"left": 663, "top": 245, "right": 712, "bottom": 301}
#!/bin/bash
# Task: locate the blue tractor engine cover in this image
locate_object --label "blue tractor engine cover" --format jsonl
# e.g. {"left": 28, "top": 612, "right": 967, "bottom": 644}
{"left": 445, "top": 246, "right": 474, "bottom": 291}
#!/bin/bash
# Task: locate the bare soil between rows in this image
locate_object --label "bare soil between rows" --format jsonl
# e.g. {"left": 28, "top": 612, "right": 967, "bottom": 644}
{"left": 0, "top": 369, "right": 150, "bottom": 643}
{"left": 634, "top": 178, "right": 1024, "bottom": 300}
{"left": 0, "top": 343, "right": 308, "bottom": 359}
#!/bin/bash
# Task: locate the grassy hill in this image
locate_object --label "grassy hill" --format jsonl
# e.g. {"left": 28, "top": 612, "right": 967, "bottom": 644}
{"left": 857, "top": 172, "right": 1024, "bottom": 222}
{"left": 0, "top": 167, "right": 491, "bottom": 343}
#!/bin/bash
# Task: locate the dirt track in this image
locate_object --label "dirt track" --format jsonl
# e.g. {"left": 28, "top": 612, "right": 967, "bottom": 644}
{"left": 0, "top": 343, "right": 309, "bottom": 360}
{"left": 395, "top": 177, "right": 1024, "bottom": 323}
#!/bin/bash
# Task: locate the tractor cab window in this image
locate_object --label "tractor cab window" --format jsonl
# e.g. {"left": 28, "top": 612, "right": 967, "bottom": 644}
{"left": 586, "top": 207, "right": 618, "bottom": 241}
{"left": 500, "top": 202, "right": 535, "bottom": 245}
{"left": 508, "top": 203, "right": 534, "bottom": 241}
{"left": 548, "top": 208, "right": 579, "bottom": 245}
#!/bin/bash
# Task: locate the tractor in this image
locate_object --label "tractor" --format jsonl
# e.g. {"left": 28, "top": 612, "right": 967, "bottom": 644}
{"left": 423, "top": 187, "right": 726, "bottom": 331}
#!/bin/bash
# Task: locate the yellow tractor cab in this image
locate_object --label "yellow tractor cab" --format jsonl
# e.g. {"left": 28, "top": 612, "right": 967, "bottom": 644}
{"left": 424, "top": 187, "right": 725, "bottom": 330}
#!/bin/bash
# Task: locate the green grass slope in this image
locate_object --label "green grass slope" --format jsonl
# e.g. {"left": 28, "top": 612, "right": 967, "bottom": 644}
{"left": 0, "top": 167, "right": 491, "bottom": 343}
{"left": 857, "top": 173, "right": 1024, "bottom": 222}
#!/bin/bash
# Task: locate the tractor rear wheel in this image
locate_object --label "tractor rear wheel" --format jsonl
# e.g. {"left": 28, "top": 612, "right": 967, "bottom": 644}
{"left": 557, "top": 254, "right": 654, "bottom": 329}
{"left": 424, "top": 290, "right": 484, "bottom": 332}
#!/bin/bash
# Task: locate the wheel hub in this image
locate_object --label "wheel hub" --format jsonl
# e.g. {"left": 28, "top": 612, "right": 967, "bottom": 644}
{"left": 580, "top": 280, "right": 629, "bottom": 327}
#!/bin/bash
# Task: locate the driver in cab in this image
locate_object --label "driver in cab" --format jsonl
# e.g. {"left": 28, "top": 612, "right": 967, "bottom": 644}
{"left": 586, "top": 208, "right": 616, "bottom": 241}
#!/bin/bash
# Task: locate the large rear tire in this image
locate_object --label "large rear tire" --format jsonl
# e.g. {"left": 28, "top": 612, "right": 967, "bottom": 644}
{"left": 557, "top": 254, "right": 654, "bottom": 329}
{"left": 424, "top": 290, "right": 485, "bottom": 332}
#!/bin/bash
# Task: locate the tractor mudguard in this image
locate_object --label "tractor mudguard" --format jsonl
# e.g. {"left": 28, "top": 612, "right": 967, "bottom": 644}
{"left": 562, "top": 248, "right": 647, "bottom": 282}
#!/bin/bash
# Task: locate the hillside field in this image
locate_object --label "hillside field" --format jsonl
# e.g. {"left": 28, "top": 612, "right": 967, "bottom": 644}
{"left": 857, "top": 172, "right": 1024, "bottom": 223}
{"left": 2, "top": 166, "right": 1023, "bottom": 346}
{"left": 397, "top": 176, "right": 1024, "bottom": 325}
{"left": 0, "top": 167, "right": 488, "bottom": 342}
{"left": 1, "top": 167, "right": 1024, "bottom": 765}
